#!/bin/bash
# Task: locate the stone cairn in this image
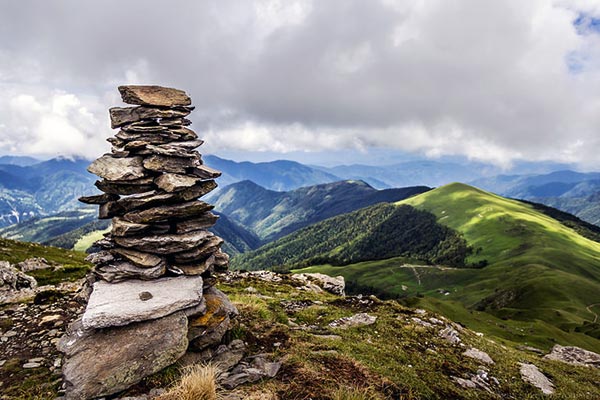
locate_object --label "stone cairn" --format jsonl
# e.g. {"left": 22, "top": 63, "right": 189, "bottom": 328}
{"left": 58, "top": 86, "right": 238, "bottom": 400}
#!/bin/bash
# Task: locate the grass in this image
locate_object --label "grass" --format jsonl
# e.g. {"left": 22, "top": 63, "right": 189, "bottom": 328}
{"left": 73, "top": 227, "right": 110, "bottom": 252}
{"left": 156, "top": 364, "right": 219, "bottom": 400}
{"left": 293, "top": 183, "right": 600, "bottom": 353}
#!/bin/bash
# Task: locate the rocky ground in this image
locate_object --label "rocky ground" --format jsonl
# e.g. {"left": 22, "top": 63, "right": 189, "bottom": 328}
{"left": 1, "top": 268, "right": 600, "bottom": 399}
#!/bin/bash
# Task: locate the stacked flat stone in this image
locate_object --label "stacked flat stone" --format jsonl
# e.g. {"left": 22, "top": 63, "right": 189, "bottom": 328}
{"left": 59, "top": 86, "right": 237, "bottom": 400}
{"left": 80, "top": 85, "right": 228, "bottom": 281}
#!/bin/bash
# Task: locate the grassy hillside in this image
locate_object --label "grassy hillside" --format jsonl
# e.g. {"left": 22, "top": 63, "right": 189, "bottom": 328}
{"left": 239, "top": 183, "right": 600, "bottom": 350}
{"left": 211, "top": 180, "right": 430, "bottom": 241}
{"left": 0, "top": 237, "right": 90, "bottom": 285}
{"left": 231, "top": 203, "right": 473, "bottom": 271}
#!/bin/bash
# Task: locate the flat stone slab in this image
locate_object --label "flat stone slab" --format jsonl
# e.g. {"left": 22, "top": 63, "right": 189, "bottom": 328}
{"left": 81, "top": 276, "right": 203, "bottom": 329}
{"left": 543, "top": 344, "right": 600, "bottom": 368}
{"left": 519, "top": 363, "right": 554, "bottom": 395}
{"left": 119, "top": 85, "right": 191, "bottom": 107}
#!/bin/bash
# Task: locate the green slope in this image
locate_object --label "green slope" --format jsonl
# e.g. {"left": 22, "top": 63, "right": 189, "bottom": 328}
{"left": 239, "top": 182, "right": 600, "bottom": 350}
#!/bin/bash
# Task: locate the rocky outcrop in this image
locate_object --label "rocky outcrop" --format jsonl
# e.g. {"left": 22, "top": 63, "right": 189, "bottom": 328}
{"left": 543, "top": 344, "right": 600, "bottom": 368}
{"left": 59, "top": 85, "right": 238, "bottom": 400}
{"left": 0, "top": 260, "right": 37, "bottom": 294}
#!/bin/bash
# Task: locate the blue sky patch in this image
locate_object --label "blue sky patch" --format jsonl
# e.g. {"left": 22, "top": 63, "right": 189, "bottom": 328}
{"left": 574, "top": 13, "right": 600, "bottom": 34}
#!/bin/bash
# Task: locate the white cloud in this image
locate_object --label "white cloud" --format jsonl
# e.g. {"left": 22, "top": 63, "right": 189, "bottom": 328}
{"left": 0, "top": 0, "right": 599, "bottom": 168}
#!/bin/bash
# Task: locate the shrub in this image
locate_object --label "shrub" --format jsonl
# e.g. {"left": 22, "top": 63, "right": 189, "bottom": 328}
{"left": 157, "top": 364, "right": 219, "bottom": 400}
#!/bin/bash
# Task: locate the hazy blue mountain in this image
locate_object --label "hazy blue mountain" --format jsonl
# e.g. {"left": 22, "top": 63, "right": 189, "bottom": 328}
{"left": 209, "top": 179, "right": 431, "bottom": 242}
{"left": 316, "top": 160, "right": 485, "bottom": 188}
{"left": 0, "top": 155, "right": 40, "bottom": 167}
{"left": 471, "top": 170, "right": 600, "bottom": 226}
{"left": 204, "top": 155, "right": 341, "bottom": 191}
{"left": 0, "top": 157, "right": 96, "bottom": 227}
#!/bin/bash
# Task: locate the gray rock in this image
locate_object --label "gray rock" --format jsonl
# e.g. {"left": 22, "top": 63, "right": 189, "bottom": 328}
{"left": 118, "top": 85, "right": 192, "bottom": 107}
{"left": 143, "top": 154, "right": 201, "bottom": 174}
{"left": 519, "top": 363, "right": 554, "bottom": 395}
{"left": 16, "top": 257, "right": 52, "bottom": 273}
{"left": 87, "top": 155, "right": 147, "bottom": 181}
{"left": 100, "top": 191, "right": 177, "bottom": 218}
{"left": 95, "top": 260, "right": 166, "bottom": 282}
{"left": 188, "top": 165, "right": 222, "bottom": 179}
{"left": 329, "top": 313, "right": 377, "bottom": 329}
{"left": 177, "top": 180, "right": 218, "bottom": 201}
{"left": 0, "top": 261, "right": 37, "bottom": 291}
{"left": 113, "top": 230, "right": 214, "bottom": 254}
{"left": 543, "top": 344, "right": 600, "bottom": 368}
{"left": 181, "top": 340, "right": 246, "bottom": 371}
{"left": 172, "top": 236, "right": 223, "bottom": 264}
{"left": 111, "top": 217, "right": 170, "bottom": 237}
{"left": 122, "top": 200, "right": 213, "bottom": 224}
{"left": 59, "top": 312, "right": 188, "bottom": 400}
{"left": 296, "top": 273, "right": 345, "bottom": 296}
{"left": 78, "top": 193, "right": 120, "bottom": 205}
{"left": 95, "top": 177, "right": 155, "bottom": 195}
{"left": 110, "top": 248, "right": 165, "bottom": 268}
{"left": 109, "top": 106, "right": 191, "bottom": 128}
{"left": 219, "top": 355, "right": 281, "bottom": 390}
{"left": 463, "top": 347, "right": 494, "bottom": 365}
{"left": 154, "top": 173, "right": 201, "bottom": 192}
{"left": 173, "top": 212, "right": 219, "bottom": 233}
{"left": 439, "top": 326, "right": 461, "bottom": 344}
{"left": 81, "top": 276, "right": 203, "bottom": 329}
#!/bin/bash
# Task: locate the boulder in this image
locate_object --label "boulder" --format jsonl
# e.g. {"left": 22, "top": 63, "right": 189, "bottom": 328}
{"left": 81, "top": 276, "right": 203, "bottom": 329}
{"left": 543, "top": 344, "right": 600, "bottom": 368}
{"left": 113, "top": 230, "right": 214, "bottom": 254}
{"left": 59, "top": 311, "right": 188, "bottom": 400}
{"left": 118, "top": 85, "right": 192, "bottom": 107}
{"left": 87, "top": 155, "right": 147, "bottom": 181}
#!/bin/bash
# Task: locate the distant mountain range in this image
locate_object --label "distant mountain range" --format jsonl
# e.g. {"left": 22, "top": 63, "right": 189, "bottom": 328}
{"left": 472, "top": 170, "right": 600, "bottom": 225}
{"left": 207, "top": 180, "right": 430, "bottom": 242}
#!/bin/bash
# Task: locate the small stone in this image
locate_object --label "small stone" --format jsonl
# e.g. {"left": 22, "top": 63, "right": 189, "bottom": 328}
{"left": 188, "top": 165, "right": 222, "bottom": 179}
{"left": 22, "top": 362, "right": 42, "bottom": 369}
{"left": 143, "top": 154, "right": 201, "bottom": 174}
{"left": 439, "top": 327, "right": 461, "bottom": 344}
{"left": 95, "top": 178, "right": 155, "bottom": 195}
{"left": 139, "top": 292, "right": 153, "bottom": 301}
{"left": 329, "top": 313, "right": 377, "bottom": 329}
{"left": 463, "top": 348, "right": 494, "bottom": 365}
{"left": 173, "top": 212, "right": 220, "bottom": 233}
{"left": 118, "top": 85, "right": 192, "bottom": 107}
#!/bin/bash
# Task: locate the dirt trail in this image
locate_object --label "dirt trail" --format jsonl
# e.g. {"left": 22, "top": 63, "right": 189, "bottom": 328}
{"left": 586, "top": 303, "right": 600, "bottom": 323}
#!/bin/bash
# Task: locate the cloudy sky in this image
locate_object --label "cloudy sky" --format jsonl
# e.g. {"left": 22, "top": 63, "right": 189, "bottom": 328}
{"left": 1, "top": 0, "right": 600, "bottom": 168}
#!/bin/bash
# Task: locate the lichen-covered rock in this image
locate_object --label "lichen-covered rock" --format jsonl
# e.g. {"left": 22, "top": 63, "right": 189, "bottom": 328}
{"left": 0, "top": 261, "right": 37, "bottom": 291}
{"left": 519, "top": 363, "right": 554, "bottom": 395}
{"left": 59, "top": 312, "right": 188, "bottom": 400}
{"left": 188, "top": 287, "right": 238, "bottom": 351}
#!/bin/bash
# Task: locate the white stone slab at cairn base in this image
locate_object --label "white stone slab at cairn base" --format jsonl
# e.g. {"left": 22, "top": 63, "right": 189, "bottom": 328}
{"left": 82, "top": 275, "right": 203, "bottom": 329}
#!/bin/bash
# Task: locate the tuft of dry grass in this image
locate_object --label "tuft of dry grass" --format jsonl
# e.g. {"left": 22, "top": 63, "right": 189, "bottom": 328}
{"left": 156, "top": 364, "right": 220, "bottom": 400}
{"left": 330, "top": 385, "right": 382, "bottom": 400}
